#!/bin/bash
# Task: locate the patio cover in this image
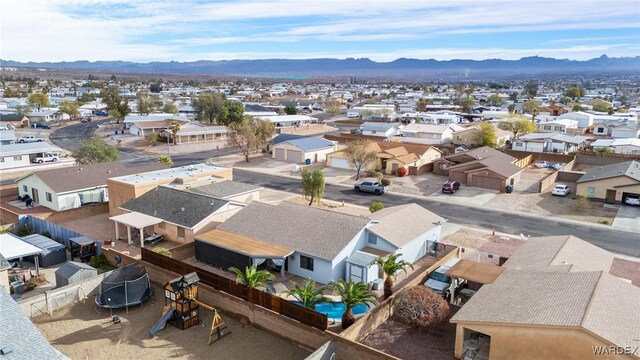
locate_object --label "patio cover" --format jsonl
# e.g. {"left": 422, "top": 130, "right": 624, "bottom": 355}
{"left": 445, "top": 259, "right": 505, "bottom": 284}
{"left": 0, "top": 233, "right": 44, "bottom": 260}
{"left": 197, "top": 229, "right": 293, "bottom": 258}
{"left": 68, "top": 236, "right": 97, "bottom": 246}
{"left": 110, "top": 212, "right": 163, "bottom": 228}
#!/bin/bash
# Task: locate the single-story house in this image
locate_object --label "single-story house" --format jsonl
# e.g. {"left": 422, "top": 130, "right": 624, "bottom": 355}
{"left": 576, "top": 160, "right": 640, "bottom": 204}
{"left": 592, "top": 121, "right": 639, "bottom": 138}
{"left": 114, "top": 186, "right": 245, "bottom": 246}
{"left": 539, "top": 103, "right": 571, "bottom": 116}
{"left": 537, "top": 119, "right": 579, "bottom": 133}
{"left": 591, "top": 138, "right": 640, "bottom": 155}
{"left": 187, "top": 180, "right": 263, "bottom": 204}
{"left": 271, "top": 136, "right": 337, "bottom": 163}
{"left": 267, "top": 133, "right": 308, "bottom": 151}
{"left": 512, "top": 133, "right": 589, "bottom": 154}
{"left": 198, "top": 202, "right": 444, "bottom": 284}
{"left": 128, "top": 119, "right": 189, "bottom": 137}
{"left": 360, "top": 122, "right": 399, "bottom": 138}
{"left": 0, "top": 142, "right": 64, "bottom": 171}
{"left": 0, "top": 113, "right": 30, "bottom": 128}
{"left": 326, "top": 141, "right": 442, "bottom": 174}
{"left": 0, "top": 129, "right": 17, "bottom": 145}
{"left": 396, "top": 123, "right": 462, "bottom": 145}
{"left": 433, "top": 146, "right": 523, "bottom": 192}
{"left": 256, "top": 115, "right": 318, "bottom": 128}
{"left": 452, "top": 124, "right": 512, "bottom": 147}
{"left": 123, "top": 113, "right": 189, "bottom": 126}
{"left": 161, "top": 123, "right": 229, "bottom": 144}
{"left": 558, "top": 111, "right": 596, "bottom": 129}
{"left": 17, "top": 161, "right": 166, "bottom": 211}
{"left": 451, "top": 235, "right": 640, "bottom": 360}
{"left": 26, "top": 109, "right": 66, "bottom": 123}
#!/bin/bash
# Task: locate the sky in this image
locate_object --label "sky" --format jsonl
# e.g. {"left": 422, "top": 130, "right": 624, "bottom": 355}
{"left": 2, "top": 0, "right": 639, "bottom": 63}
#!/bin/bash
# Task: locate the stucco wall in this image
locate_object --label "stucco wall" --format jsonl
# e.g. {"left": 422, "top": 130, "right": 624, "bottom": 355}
{"left": 0, "top": 269, "right": 9, "bottom": 294}
{"left": 576, "top": 178, "right": 640, "bottom": 202}
{"left": 288, "top": 251, "right": 334, "bottom": 284}
{"left": 18, "top": 175, "right": 59, "bottom": 211}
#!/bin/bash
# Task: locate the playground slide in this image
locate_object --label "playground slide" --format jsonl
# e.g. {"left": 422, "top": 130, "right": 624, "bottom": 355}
{"left": 149, "top": 307, "right": 174, "bottom": 337}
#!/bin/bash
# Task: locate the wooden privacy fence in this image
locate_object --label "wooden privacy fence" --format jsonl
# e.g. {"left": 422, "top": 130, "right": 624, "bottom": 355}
{"left": 141, "top": 248, "right": 328, "bottom": 331}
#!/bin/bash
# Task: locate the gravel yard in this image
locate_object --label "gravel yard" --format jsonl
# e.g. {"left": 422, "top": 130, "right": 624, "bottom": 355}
{"left": 34, "top": 294, "right": 310, "bottom": 360}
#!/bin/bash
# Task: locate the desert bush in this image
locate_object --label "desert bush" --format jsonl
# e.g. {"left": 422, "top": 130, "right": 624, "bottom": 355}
{"left": 375, "top": 171, "right": 384, "bottom": 181}
{"left": 369, "top": 201, "right": 385, "bottom": 213}
{"left": 89, "top": 254, "right": 116, "bottom": 271}
{"left": 396, "top": 167, "right": 408, "bottom": 177}
{"left": 153, "top": 247, "right": 172, "bottom": 257}
{"left": 394, "top": 286, "right": 449, "bottom": 329}
{"left": 575, "top": 195, "right": 588, "bottom": 212}
{"left": 380, "top": 178, "right": 392, "bottom": 186}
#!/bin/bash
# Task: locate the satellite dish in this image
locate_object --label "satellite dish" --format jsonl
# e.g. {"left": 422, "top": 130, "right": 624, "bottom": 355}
{"left": 114, "top": 254, "right": 122, "bottom": 265}
{"left": 520, "top": 233, "right": 530, "bottom": 241}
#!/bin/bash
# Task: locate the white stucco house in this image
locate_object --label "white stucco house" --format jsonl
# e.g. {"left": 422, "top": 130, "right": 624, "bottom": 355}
{"left": 512, "top": 133, "right": 589, "bottom": 154}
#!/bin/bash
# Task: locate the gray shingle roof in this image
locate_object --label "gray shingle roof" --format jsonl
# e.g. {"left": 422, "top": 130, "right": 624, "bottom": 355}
{"left": 20, "top": 234, "right": 65, "bottom": 255}
{"left": 362, "top": 122, "right": 396, "bottom": 132}
{"left": 280, "top": 136, "right": 335, "bottom": 152}
{"left": 187, "top": 181, "right": 262, "bottom": 199}
{"left": 346, "top": 251, "right": 378, "bottom": 267}
{"left": 0, "top": 290, "right": 62, "bottom": 359}
{"left": 270, "top": 133, "right": 308, "bottom": 145}
{"left": 217, "top": 202, "right": 370, "bottom": 260}
{"left": 121, "top": 187, "right": 230, "bottom": 228}
{"left": 576, "top": 160, "right": 640, "bottom": 183}
{"left": 367, "top": 204, "right": 442, "bottom": 248}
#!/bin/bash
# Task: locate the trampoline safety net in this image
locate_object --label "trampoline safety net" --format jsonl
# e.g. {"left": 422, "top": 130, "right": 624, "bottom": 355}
{"left": 96, "top": 263, "right": 154, "bottom": 308}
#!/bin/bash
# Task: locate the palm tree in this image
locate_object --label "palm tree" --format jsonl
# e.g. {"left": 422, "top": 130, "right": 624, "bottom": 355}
{"left": 169, "top": 120, "right": 181, "bottom": 146}
{"left": 329, "top": 279, "right": 378, "bottom": 329}
{"left": 285, "top": 278, "right": 328, "bottom": 309}
{"left": 370, "top": 253, "right": 414, "bottom": 300}
{"left": 228, "top": 264, "right": 274, "bottom": 288}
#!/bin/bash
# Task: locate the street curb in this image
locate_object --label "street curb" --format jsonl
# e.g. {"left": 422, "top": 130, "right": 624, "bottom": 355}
{"left": 231, "top": 165, "right": 637, "bottom": 235}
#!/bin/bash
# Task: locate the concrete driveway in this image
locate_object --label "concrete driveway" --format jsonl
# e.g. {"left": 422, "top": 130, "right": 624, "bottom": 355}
{"left": 429, "top": 186, "right": 498, "bottom": 206}
{"left": 612, "top": 205, "right": 640, "bottom": 232}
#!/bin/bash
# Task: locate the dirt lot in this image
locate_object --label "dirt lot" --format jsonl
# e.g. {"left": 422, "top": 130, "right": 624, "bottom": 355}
{"left": 361, "top": 307, "right": 460, "bottom": 360}
{"left": 34, "top": 294, "right": 310, "bottom": 360}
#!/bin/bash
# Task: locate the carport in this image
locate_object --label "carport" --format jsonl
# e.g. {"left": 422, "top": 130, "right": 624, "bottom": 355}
{"left": 109, "top": 212, "right": 163, "bottom": 248}
{"left": 0, "top": 233, "right": 45, "bottom": 276}
{"left": 445, "top": 259, "right": 505, "bottom": 304}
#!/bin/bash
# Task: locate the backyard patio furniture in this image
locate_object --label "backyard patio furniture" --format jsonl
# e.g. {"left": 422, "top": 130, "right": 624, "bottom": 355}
{"left": 144, "top": 233, "right": 165, "bottom": 246}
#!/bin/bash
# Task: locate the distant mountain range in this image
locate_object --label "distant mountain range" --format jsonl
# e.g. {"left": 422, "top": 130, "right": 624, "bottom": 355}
{"left": 2, "top": 55, "right": 639, "bottom": 79}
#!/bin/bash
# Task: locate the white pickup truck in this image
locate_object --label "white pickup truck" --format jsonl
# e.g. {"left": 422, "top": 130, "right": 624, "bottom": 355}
{"left": 32, "top": 153, "right": 59, "bottom": 163}
{"left": 18, "top": 135, "right": 45, "bottom": 143}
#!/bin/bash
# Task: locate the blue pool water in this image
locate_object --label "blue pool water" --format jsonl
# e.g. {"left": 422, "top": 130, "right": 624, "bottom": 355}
{"left": 294, "top": 301, "right": 370, "bottom": 320}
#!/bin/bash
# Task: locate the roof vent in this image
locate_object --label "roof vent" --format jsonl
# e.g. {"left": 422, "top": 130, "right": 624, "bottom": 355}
{"left": 180, "top": 207, "right": 185, "bottom": 212}
{"left": 1, "top": 346, "right": 14, "bottom": 355}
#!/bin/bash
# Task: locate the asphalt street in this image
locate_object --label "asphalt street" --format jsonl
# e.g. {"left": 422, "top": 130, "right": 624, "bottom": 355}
{"left": 233, "top": 169, "right": 640, "bottom": 257}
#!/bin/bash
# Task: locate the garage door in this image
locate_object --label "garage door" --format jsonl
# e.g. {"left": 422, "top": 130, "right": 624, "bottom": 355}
{"left": 275, "top": 148, "right": 285, "bottom": 161}
{"left": 330, "top": 157, "right": 351, "bottom": 169}
{"left": 471, "top": 175, "right": 502, "bottom": 191}
{"left": 451, "top": 171, "right": 467, "bottom": 185}
{"left": 287, "top": 150, "right": 303, "bottom": 163}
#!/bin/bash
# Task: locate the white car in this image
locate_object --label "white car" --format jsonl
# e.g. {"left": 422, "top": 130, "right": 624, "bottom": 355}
{"left": 624, "top": 196, "right": 640, "bottom": 206}
{"left": 552, "top": 184, "right": 571, "bottom": 196}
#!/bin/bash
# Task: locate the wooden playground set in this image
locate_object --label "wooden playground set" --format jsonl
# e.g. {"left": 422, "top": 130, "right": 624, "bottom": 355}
{"left": 149, "top": 272, "right": 231, "bottom": 345}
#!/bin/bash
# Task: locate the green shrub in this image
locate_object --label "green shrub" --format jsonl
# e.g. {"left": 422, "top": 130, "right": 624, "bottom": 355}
{"left": 89, "top": 254, "right": 116, "bottom": 271}
{"left": 599, "top": 220, "right": 610, "bottom": 225}
{"left": 380, "top": 178, "right": 392, "bottom": 186}
{"left": 152, "top": 247, "right": 172, "bottom": 257}
{"left": 369, "top": 201, "right": 385, "bottom": 213}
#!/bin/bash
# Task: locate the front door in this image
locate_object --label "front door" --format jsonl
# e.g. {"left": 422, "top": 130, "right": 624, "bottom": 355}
{"left": 605, "top": 189, "right": 617, "bottom": 204}
{"left": 31, "top": 188, "right": 39, "bottom": 203}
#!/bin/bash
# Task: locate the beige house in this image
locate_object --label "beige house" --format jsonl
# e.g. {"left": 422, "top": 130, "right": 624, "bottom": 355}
{"left": 107, "top": 163, "right": 233, "bottom": 216}
{"left": 452, "top": 124, "right": 512, "bottom": 148}
{"left": 576, "top": 160, "right": 640, "bottom": 204}
{"left": 326, "top": 141, "right": 442, "bottom": 175}
{"left": 451, "top": 235, "right": 640, "bottom": 360}
{"left": 161, "top": 123, "right": 229, "bottom": 144}
{"left": 271, "top": 136, "right": 337, "bottom": 164}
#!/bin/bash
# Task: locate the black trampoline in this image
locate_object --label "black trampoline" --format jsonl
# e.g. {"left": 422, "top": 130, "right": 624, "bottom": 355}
{"left": 95, "top": 263, "right": 154, "bottom": 309}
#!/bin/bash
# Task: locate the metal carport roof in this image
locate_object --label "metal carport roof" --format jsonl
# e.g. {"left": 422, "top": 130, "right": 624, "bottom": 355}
{"left": 445, "top": 259, "right": 505, "bottom": 284}
{"left": 0, "top": 233, "right": 44, "bottom": 260}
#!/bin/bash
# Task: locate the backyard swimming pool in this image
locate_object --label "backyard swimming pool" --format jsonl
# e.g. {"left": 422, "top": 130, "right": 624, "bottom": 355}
{"left": 294, "top": 301, "right": 370, "bottom": 321}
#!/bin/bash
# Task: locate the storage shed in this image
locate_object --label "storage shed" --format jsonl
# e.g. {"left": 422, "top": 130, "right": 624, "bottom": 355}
{"left": 21, "top": 234, "right": 67, "bottom": 267}
{"left": 55, "top": 261, "right": 98, "bottom": 287}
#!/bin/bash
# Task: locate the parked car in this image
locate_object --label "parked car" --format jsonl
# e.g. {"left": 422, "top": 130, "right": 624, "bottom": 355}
{"left": 442, "top": 180, "right": 460, "bottom": 194}
{"left": 354, "top": 181, "right": 389, "bottom": 195}
{"left": 18, "top": 135, "right": 45, "bottom": 143}
{"left": 82, "top": 117, "right": 92, "bottom": 123}
{"left": 423, "top": 258, "right": 460, "bottom": 299}
{"left": 32, "top": 153, "right": 59, "bottom": 163}
{"left": 552, "top": 184, "right": 571, "bottom": 196}
{"left": 624, "top": 196, "right": 640, "bottom": 206}
{"left": 31, "top": 123, "right": 51, "bottom": 129}
{"left": 94, "top": 110, "right": 108, "bottom": 116}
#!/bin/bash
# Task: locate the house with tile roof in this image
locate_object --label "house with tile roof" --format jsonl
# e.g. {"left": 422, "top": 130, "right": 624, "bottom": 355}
{"left": 576, "top": 160, "right": 640, "bottom": 204}
{"left": 197, "top": 202, "right": 443, "bottom": 284}
{"left": 433, "top": 146, "right": 524, "bottom": 192}
{"left": 271, "top": 136, "right": 337, "bottom": 163}
{"left": 450, "top": 235, "right": 640, "bottom": 360}
{"left": 17, "top": 161, "right": 166, "bottom": 211}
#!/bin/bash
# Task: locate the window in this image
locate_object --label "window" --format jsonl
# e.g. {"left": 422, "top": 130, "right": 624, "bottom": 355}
{"left": 515, "top": 141, "right": 523, "bottom": 147}
{"left": 300, "top": 255, "right": 314, "bottom": 271}
{"left": 368, "top": 232, "right": 377, "bottom": 245}
{"left": 13, "top": 155, "right": 22, "bottom": 161}
{"left": 554, "top": 126, "right": 563, "bottom": 131}
{"left": 488, "top": 254, "right": 493, "bottom": 259}
{"left": 177, "top": 227, "right": 185, "bottom": 238}
{"left": 439, "top": 163, "right": 447, "bottom": 170}
{"left": 543, "top": 125, "right": 551, "bottom": 130}
{"left": 23, "top": 185, "right": 28, "bottom": 192}
{"left": 371, "top": 131, "right": 377, "bottom": 134}
{"left": 45, "top": 192, "right": 52, "bottom": 202}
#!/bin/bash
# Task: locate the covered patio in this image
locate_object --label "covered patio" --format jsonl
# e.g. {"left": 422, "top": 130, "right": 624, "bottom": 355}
{"left": 445, "top": 259, "right": 504, "bottom": 305}
{"left": 195, "top": 229, "right": 293, "bottom": 280}
{"left": 0, "top": 233, "right": 45, "bottom": 276}
{"left": 109, "top": 212, "right": 163, "bottom": 249}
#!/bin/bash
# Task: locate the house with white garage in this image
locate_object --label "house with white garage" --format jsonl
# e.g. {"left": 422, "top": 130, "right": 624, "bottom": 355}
{"left": 512, "top": 133, "right": 589, "bottom": 153}
{"left": 557, "top": 111, "right": 595, "bottom": 129}
{"left": 396, "top": 123, "right": 462, "bottom": 145}
{"left": 271, "top": 136, "right": 337, "bottom": 163}
{"left": 17, "top": 161, "right": 165, "bottom": 211}
{"left": 0, "top": 142, "right": 64, "bottom": 170}
{"left": 195, "top": 202, "right": 443, "bottom": 284}
{"left": 537, "top": 119, "right": 578, "bottom": 133}
{"left": 591, "top": 138, "right": 640, "bottom": 155}
{"left": 360, "top": 122, "right": 399, "bottom": 138}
